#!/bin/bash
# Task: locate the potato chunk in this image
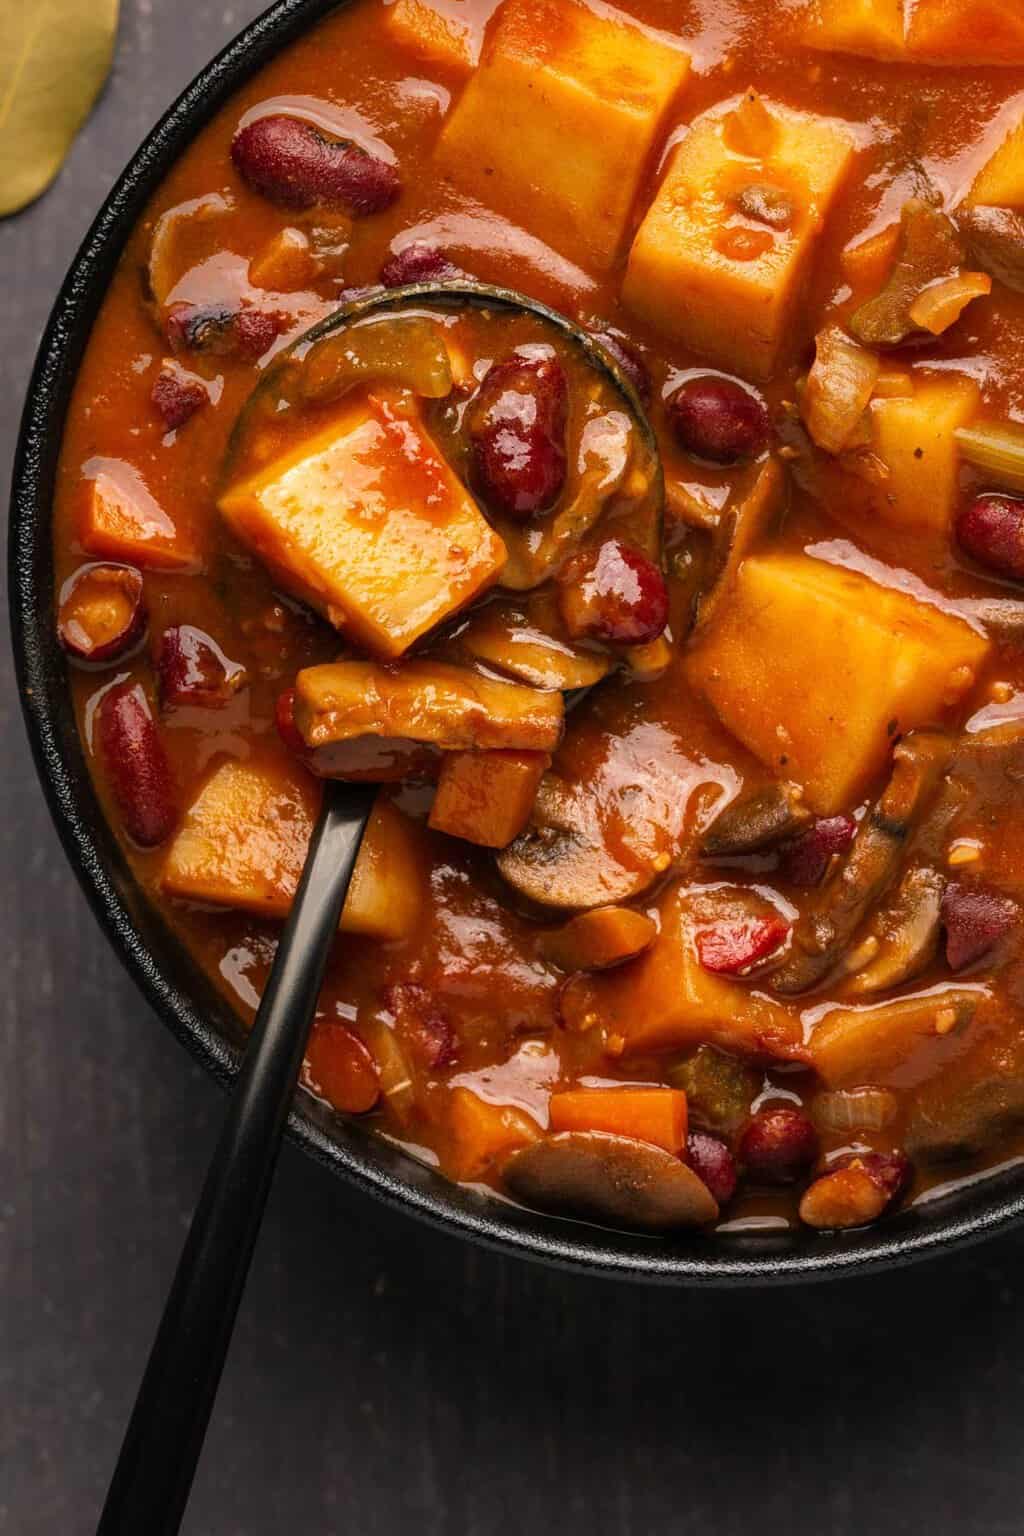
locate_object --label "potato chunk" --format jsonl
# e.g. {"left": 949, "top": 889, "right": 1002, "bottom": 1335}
{"left": 384, "top": 0, "right": 477, "bottom": 74}
{"left": 161, "top": 758, "right": 424, "bottom": 940}
{"left": 687, "top": 553, "right": 989, "bottom": 815}
{"left": 561, "top": 883, "right": 801, "bottom": 1059}
{"left": 448, "top": 1087, "right": 541, "bottom": 1181}
{"left": 801, "top": 0, "right": 1024, "bottom": 63}
{"left": 79, "top": 458, "right": 197, "bottom": 570}
{"left": 623, "top": 93, "right": 854, "bottom": 379}
{"left": 799, "top": 0, "right": 905, "bottom": 60}
{"left": 969, "top": 112, "right": 1024, "bottom": 208}
{"left": 429, "top": 749, "right": 549, "bottom": 847}
{"left": 870, "top": 374, "right": 981, "bottom": 532}
{"left": 293, "top": 660, "right": 564, "bottom": 779}
{"left": 435, "top": 0, "right": 689, "bottom": 273}
{"left": 539, "top": 906, "right": 656, "bottom": 971}
{"left": 219, "top": 391, "right": 507, "bottom": 659}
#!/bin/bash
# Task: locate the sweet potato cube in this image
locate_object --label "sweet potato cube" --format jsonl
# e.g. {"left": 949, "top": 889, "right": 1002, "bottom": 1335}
{"left": 908, "top": 0, "right": 1024, "bottom": 64}
{"left": 384, "top": 0, "right": 477, "bottom": 73}
{"left": 687, "top": 553, "right": 989, "bottom": 815}
{"left": 539, "top": 906, "right": 656, "bottom": 971}
{"left": 623, "top": 93, "right": 854, "bottom": 380}
{"left": 548, "top": 1087, "right": 687, "bottom": 1153}
{"left": 219, "top": 391, "right": 507, "bottom": 659}
{"left": 161, "top": 759, "right": 424, "bottom": 939}
{"left": 800, "top": 0, "right": 906, "bottom": 59}
{"left": 294, "top": 660, "right": 563, "bottom": 780}
{"left": 563, "top": 883, "right": 801, "bottom": 1059}
{"left": 79, "top": 458, "right": 197, "bottom": 571}
{"left": 447, "top": 1086, "right": 541, "bottom": 1181}
{"left": 870, "top": 375, "right": 980, "bottom": 532}
{"left": 969, "top": 113, "right": 1024, "bottom": 208}
{"left": 435, "top": 0, "right": 689, "bottom": 273}
{"left": 429, "top": 749, "right": 549, "bottom": 847}
{"left": 810, "top": 987, "right": 986, "bottom": 1087}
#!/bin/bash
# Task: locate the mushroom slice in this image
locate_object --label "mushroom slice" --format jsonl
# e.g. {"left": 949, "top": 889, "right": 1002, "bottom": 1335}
{"left": 846, "top": 865, "right": 946, "bottom": 996}
{"left": 456, "top": 593, "right": 612, "bottom": 691}
{"left": 146, "top": 192, "right": 234, "bottom": 309}
{"left": 501, "top": 1131, "right": 719, "bottom": 1231}
{"left": 772, "top": 733, "right": 950, "bottom": 995}
{"left": 956, "top": 205, "right": 1024, "bottom": 296}
{"left": 694, "top": 457, "right": 785, "bottom": 632}
{"left": 496, "top": 773, "right": 661, "bottom": 909}
{"left": 701, "top": 780, "right": 809, "bottom": 858}
{"left": 850, "top": 199, "right": 967, "bottom": 348}
{"left": 801, "top": 327, "right": 880, "bottom": 456}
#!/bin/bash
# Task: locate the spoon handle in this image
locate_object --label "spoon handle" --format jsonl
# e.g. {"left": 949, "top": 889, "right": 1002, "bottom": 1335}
{"left": 98, "top": 779, "right": 376, "bottom": 1536}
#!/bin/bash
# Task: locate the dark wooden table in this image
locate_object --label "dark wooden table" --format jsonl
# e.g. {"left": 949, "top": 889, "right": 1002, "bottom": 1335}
{"left": 5, "top": 5, "right": 1024, "bottom": 1532}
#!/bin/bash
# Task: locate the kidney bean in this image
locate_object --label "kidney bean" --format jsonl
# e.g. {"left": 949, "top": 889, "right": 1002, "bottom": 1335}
{"left": 304, "top": 1022, "right": 380, "bottom": 1114}
{"left": 95, "top": 682, "right": 177, "bottom": 847}
{"left": 667, "top": 374, "right": 770, "bottom": 464}
{"left": 384, "top": 982, "right": 459, "bottom": 1068}
{"left": 590, "top": 329, "right": 652, "bottom": 404}
{"left": 234, "top": 307, "right": 289, "bottom": 359}
{"left": 165, "top": 302, "right": 238, "bottom": 356}
{"left": 941, "top": 881, "right": 1017, "bottom": 971}
{"left": 231, "top": 114, "right": 400, "bottom": 214}
{"left": 157, "top": 625, "right": 246, "bottom": 709}
{"left": 556, "top": 538, "right": 669, "bottom": 645}
{"left": 58, "top": 563, "right": 146, "bottom": 665}
{"left": 380, "top": 242, "right": 461, "bottom": 288}
{"left": 151, "top": 362, "right": 209, "bottom": 430}
{"left": 686, "top": 1130, "right": 738, "bottom": 1205}
{"left": 739, "top": 1106, "right": 819, "bottom": 1184}
{"left": 799, "top": 1149, "right": 911, "bottom": 1230}
{"left": 777, "top": 814, "right": 857, "bottom": 886}
{"left": 467, "top": 352, "right": 568, "bottom": 520}
{"left": 955, "top": 493, "right": 1024, "bottom": 581}
{"left": 695, "top": 914, "right": 789, "bottom": 975}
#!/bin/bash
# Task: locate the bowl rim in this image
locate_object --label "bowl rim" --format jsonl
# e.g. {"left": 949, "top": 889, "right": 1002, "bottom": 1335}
{"left": 11, "top": 0, "right": 1024, "bottom": 1286}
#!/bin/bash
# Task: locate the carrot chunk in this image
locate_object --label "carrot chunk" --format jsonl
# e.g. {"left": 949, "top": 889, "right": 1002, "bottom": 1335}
{"left": 447, "top": 1087, "right": 541, "bottom": 1181}
{"left": 547, "top": 1086, "right": 687, "bottom": 1154}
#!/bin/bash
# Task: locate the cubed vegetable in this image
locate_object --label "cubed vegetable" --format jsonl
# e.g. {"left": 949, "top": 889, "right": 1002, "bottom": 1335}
{"left": 161, "top": 759, "right": 424, "bottom": 939}
{"left": 384, "top": 0, "right": 476, "bottom": 73}
{"left": 79, "top": 459, "right": 197, "bottom": 571}
{"left": 447, "top": 1086, "right": 541, "bottom": 1180}
{"left": 870, "top": 375, "right": 980, "bottom": 531}
{"left": 687, "top": 552, "right": 989, "bottom": 814}
{"left": 435, "top": 0, "right": 690, "bottom": 272}
{"left": 968, "top": 111, "right": 1024, "bottom": 208}
{"left": 810, "top": 987, "right": 987, "bottom": 1087}
{"left": 548, "top": 1086, "right": 687, "bottom": 1153}
{"left": 800, "top": 0, "right": 905, "bottom": 60}
{"left": 428, "top": 749, "right": 549, "bottom": 847}
{"left": 539, "top": 906, "right": 656, "bottom": 971}
{"left": 801, "top": 0, "right": 1024, "bottom": 63}
{"left": 623, "top": 93, "right": 854, "bottom": 379}
{"left": 219, "top": 391, "right": 507, "bottom": 658}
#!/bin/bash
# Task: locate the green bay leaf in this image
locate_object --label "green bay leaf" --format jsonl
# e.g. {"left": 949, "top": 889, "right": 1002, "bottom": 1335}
{"left": 0, "top": 0, "right": 119, "bottom": 217}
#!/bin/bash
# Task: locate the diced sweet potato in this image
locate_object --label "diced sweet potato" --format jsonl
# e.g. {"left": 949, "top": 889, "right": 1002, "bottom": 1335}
{"left": 561, "top": 883, "right": 802, "bottom": 1059}
{"left": 219, "top": 391, "right": 507, "bottom": 659}
{"left": 160, "top": 758, "right": 424, "bottom": 939}
{"left": 248, "top": 227, "right": 317, "bottom": 290}
{"left": 687, "top": 553, "right": 989, "bottom": 815}
{"left": 623, "top": 93, "right": 854, "bottom": 379}
{"left": 800, "top": 0, "right": 905, "bottom": 60}
{"left": 969, "top": 112, "right": 1024, "bottom": 208}
{"left": 384, "top": 0, "right": 477, "bottom": 73}
{"left": 908, "top": 0, "right": 1024, "bottom": 64}
{"left": 869, "top": 375, "right": 980, "bottom": 532}
{"left": 447, "top": 1086, "right": 541, "bottom": 1180}
{"left": 539, "top": 906, "right": 656, "bottom": 971}
{"left": 839, "top": 225, "right": 900, "bottom": 302}
{"left": 809, "top": 986, "right": 987, "bottom": 1087}
{"left": 435, "top": 0, "right": 690, "bottom": 273}
{"left": 79, "top": 458, "right": 197, "bottom": 571}
{"left": 548, "top": 1087, "right": 687, "bottom": 1153}
{"left": 429, "top": 749, "right": 549, "bottom": 847}
{"left": 293, "top": 660, "right": 564, "bottom": 780}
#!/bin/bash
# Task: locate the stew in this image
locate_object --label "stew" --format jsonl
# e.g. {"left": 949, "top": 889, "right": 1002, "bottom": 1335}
{"left": 52, "top": 0, "right": 1024, "bottom": 1236}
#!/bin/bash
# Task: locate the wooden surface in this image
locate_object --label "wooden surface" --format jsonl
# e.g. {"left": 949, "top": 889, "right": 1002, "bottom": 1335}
{"left": 5, "top": 5, "right": 1024, "bottom": 1532}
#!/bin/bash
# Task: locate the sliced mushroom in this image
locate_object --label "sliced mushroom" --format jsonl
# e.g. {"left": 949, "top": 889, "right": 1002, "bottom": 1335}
{"left": 455, "top": 594, "right": 612, "bottom": 691}
{"left": 801, "top": 327, "right": 880, "bottom": 456}
{"left": 146, "top": 192, "right": 234, "bottom": 309}
{"left": 956, "top": 204, "right": 1024, "bottom": 295}
{"left": 850, "top": 199, "right": 966, "bottom": 348}
{"left": 907, "top": 1071, "right": 1024, "bottom": 1163}
{"left": 846, "top": 865, "right": 945, "bottom": 995}
{"left": 502, "top": 1130, "right": 719, "bottom": 1231}
{"left": 701, "top": 779, "right": 810, "bottom": 858}
{"left": 772, "top": 732, "right": 950, "bottom": 994}
{"left": 693, "top": 457, "right": 785, "bottom": 631}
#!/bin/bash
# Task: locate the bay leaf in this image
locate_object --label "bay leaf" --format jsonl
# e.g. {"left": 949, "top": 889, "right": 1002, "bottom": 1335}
{"left": 0, "top": 0, "right": 119, "bottom": 218}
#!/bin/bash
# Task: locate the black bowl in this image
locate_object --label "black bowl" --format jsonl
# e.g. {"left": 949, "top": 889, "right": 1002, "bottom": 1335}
{"left": 11, "top": 0, "right": 1024, "bottom": 1285}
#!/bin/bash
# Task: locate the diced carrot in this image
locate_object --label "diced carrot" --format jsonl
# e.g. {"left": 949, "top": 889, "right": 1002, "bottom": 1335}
{"left": 303, "top": 1022, "right": 380, "bottom": 1114}
{"left": 539, "top": 906, "right": 656, "bottom": 972}
{"left": 428, "top": 749, "right": 549, "bottom": 847}
{"left": 447, "top": 1086, "right": 541, "bottom": 1180}
{"left": 79, "top": 458, "right": 198, "bottom": 571}
{"left": 547, "top": 1086, "right": 687, "bottom": 1154}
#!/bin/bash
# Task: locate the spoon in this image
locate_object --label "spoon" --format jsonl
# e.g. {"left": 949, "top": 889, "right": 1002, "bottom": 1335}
{"left": 96, "top": 282, "right": 660, "bottom": 1535}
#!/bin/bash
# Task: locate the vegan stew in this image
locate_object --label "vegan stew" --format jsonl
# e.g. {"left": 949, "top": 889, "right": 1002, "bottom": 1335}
{"left": 53, "top": 0, "right": 1024, "bottom": 1235}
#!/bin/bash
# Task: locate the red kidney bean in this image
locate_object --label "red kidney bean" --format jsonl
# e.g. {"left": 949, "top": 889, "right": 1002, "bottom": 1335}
{"left": 151, "top": 363, "right": 209, "bottom": 430}
{"left": 165, "top": 302, "right": 238, "bottom": 356}
{"left": 557, "top": 538, "right": 669, "bottom": 645}
{"left": 304, "top": 1022, "right": 380, "bottom": 1114}
{"left": 467, "top": 351, "right": 568, "bottom": 520}
{"left": 834, "top": 1149, "right": 912, "bottom": 1202}
{"left": 591, "top": 329, "right": 652, "bottom": 404}
{"left": 384, "top": 982, "right": 458, "bottom": 1068}
{"left": 157, "top": 625, "right": 246, "bottom": 709}
{"left": 777, "top": 814, "right": 857, "bottom": 886}
{"left": 275, "top": 688, "right": 308, "bottom": 756}
{"left": 95, "top": 682, "right": 177, "bottom": 847}
{"left": 380, "top": 242, "right": 461, "bottom": 288}
{"left": 955, "top": 493, "right": 1024, "bottom": 581}
{"left": 686, "top": 1130, "right": 738, "bottom": 1205}
{"left": 231, "top": 114, "right": 400, "bottom": 214}
{"left": 739, "top": 1106, "right": 819, "bottom": 1184}
{"left": 234, "top": 307, "right": 289, "bottom": 359}
{"left": 695, "top": 914, "right": 790, "bottom": 975}
{"left": 667, "top": 374, "right": 770, "bottom": 464}
{"left": 941, "top": 881, "right": 1017, "bottom": 971}
{"left": 58, "top": 563, "right": 146, "bottom": 665}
